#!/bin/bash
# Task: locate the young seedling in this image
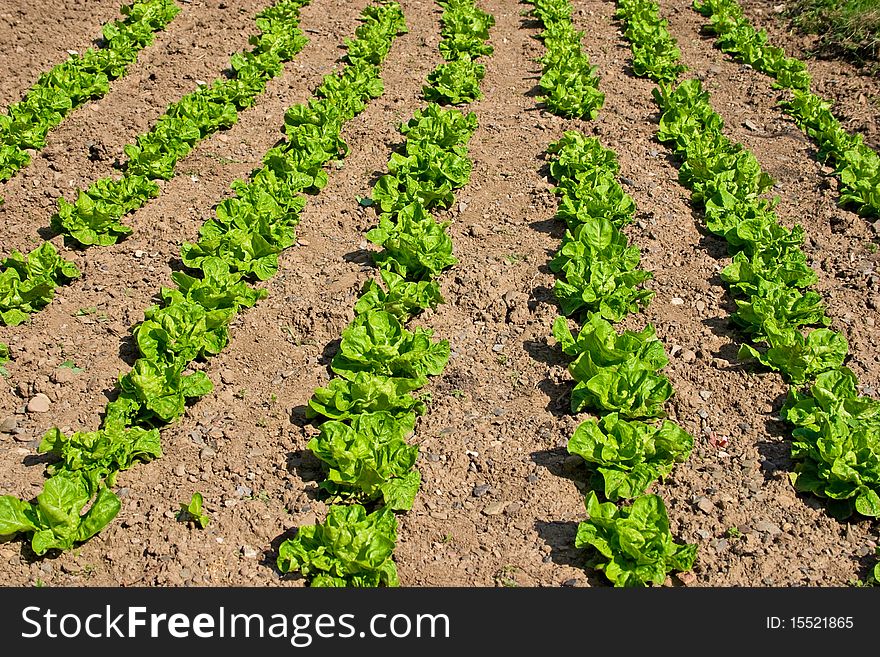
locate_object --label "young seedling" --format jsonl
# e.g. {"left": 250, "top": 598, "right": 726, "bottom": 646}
{"left": 179, "top": 492, "right": 210, "bottom": 529}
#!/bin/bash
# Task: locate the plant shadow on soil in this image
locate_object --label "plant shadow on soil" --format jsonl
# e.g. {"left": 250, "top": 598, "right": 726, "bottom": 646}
{"left": 342, "top": 248, "right": 374, "bottom": 265}
{"left": 523, "top": 342, "right": 572, "bottom": 417}
{"left": 264, "top": 533, "right": 302, "bottom": 581}
{"left": 748, "top": 385, "right": 860, "bottom": 527}
{"left": 530, "top": 452, "right": 592, "bottom": 572}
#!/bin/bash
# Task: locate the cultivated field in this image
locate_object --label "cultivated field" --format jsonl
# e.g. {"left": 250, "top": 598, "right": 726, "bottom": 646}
{"left": 0, "top": 0, "right": 878, "bottom": 587}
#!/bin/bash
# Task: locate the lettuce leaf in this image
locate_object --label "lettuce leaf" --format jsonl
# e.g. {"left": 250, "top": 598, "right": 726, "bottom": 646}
{"left": 575, "top": 491, "right": 697, "bottom": 587}
{"left": 568, "top": 413, "right": 693, "bottom": 500}
{"left": 277, "top": 504, "right": 399, "bottom": 587}
{"left": 309, "top": 412, "right": 420, "bottom": 510}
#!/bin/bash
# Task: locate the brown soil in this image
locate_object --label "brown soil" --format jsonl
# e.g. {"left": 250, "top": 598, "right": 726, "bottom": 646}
{"left": 0, "top": 0, "right": 878, "bottom": 588}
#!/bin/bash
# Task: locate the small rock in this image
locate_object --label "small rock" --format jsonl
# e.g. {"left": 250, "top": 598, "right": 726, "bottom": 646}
{"left": 562, "top": 578, "right": 581, "bottom": 587}
{"left": 505, "top": 502, "right": 522, "bottom": 516}
{"left": 133, "top": 250, "right": 144, "bottom": 259}
{"left": 472, "top": 484, "right": 491, "bottom": 498}
{"left": 676, "top": 572, "right": 697, "bottom": 586}
{"left": 682, "top": 349, "right": 697, "bottom": 363}
{"left": 240, "top": 545, "right": 259, "bottom": 559}
{"left": 699, "top": 390, "right": 712, "bottom": 400}
{"left": 695, "top": 300, "right": 706, "bottom": 312}
{"left": 694, "top": 496, "right": 715, "bottom": 514}
{"left": 670, "top": 297, "right": 684, "bottom": 306}
{"left": 236, "top": 485, "right": 253, "bottom": 497}
{"left": 220, "top": 370, "right": 235, "bottom": 385}
{"left": 173, "top": 463, "right": 186, "bottom": 477}
{"left": 0, "top": 416, "right": 17, "bottom": 433}
{"left": 200, "top": 447, "right": 216, "bottom": 459}
{"left": 52, "top": 368, "right": 76, "bottom": 384}
{"left": 27, "top": 394, "right": 51, "bottom": 414}
{"left": 469, "top": 225, "right": 486, "bottom": 238}
{"left": 482, "top": 501, "right": 506, "bottom": 516}
{"left": 754, "top": 520, "right": 782, "bottom": 536}
{"left": 743, "top": 119, "right": 760, "bottom": 132}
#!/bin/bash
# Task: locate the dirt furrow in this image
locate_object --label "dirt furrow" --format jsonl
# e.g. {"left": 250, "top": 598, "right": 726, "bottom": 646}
{"left": 738, "top": 0, "right": 880, "bottom": 149}
{"left": 0, "top": 0, "right": 372, "bottom": 467}
{"left": 0, "top": 0, "right": 124, "bottom": 108}
{"left": 0, "top": 0, "right": 436, "bottom": 587}
{"left": 0, "top": 0, "right": 876, "bottom": 588}
{"left": 661, "top": 0, "right": 880, "bottom": 394}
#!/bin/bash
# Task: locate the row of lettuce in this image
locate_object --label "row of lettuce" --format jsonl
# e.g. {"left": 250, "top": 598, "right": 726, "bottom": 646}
{"left": 616, "top": 0, "right": 880, "bottom": 520}
{"left": 693, "top": 0, "right": 879, "bottom": 218}
{"left": 528, "top": 0, "right": 697, "bottom": 587}
{"left": 0, "top": 0, "right": 180, "bottom": 190}
{"left": 0, "top": 0, "right": 315, "bottom": 327}
{"left": 276, "top": 0, "right": 494, "bottom": 587}
{"left": 0, "top": 1, "right": 409, "bottom": 556}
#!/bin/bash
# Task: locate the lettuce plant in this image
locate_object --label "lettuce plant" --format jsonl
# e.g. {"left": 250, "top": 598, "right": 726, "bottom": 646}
{"left": 576, "top": 492, "right": 697, "bottom": 587}
{"left": 277, "top": 505, "right": 399, "bottom": 587}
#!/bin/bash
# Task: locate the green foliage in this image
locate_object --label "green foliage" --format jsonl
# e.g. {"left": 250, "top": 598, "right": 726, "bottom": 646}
{"left": 39, "top": 426, "right": 161, "bottom": 486}
{"left": 554, "top": 314, "right": 673, "bottom": 418}
{"left": 330, "top": 310, "right": 450, "bottom": 382}
{"left": 545, "top": 133, "right": 653, "bottom": 322}
{"left": 0, "top": 0, "right": 180, "bottom": 185}
{"left": 787, "top": 0, "right": 880, "bottom": 63}
{"left": 0, "top": 472, "right": 120, "bottom": 556}
{"left": 527, "top": 0, "right": 606, "bottom": 119}
{"left": 424, "top": 60, "right": 485, "bottom": 105}
{"left": 616, "top": 0, "right": 687, "bottom": 83}
{"left": 0, "top": 242, "right": 80, "bottom": 326}
{"left": 576, "top": 492, "right": 697, "bottom": 587}
{"left": 782, "top": 367, "right": 880, "bottom": 518}
{"left": 309, "top": 412, "right": 421, "bottom": 510}
{"left": 308, "top": 372, "right": 428, "bottom": 421}
{"left": 568, "top": 413, "right": 693, "bottom": 501}
{"left": 367, "top": 202, "right": 458, "bottom": 280}
{"left": 179, "top": 492, "right": 210, "bottom": 529}
{"left": 277, "top": 504, "right": 399, "bottom": 587}
{"left": 0, "top": 342, "right": 9, "bottom": 377}
{"left": 550, "top": 218, "right": 653, "bottom": 321}
{"left": 354, "top": 270, "right": 444, "bottom": 320}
